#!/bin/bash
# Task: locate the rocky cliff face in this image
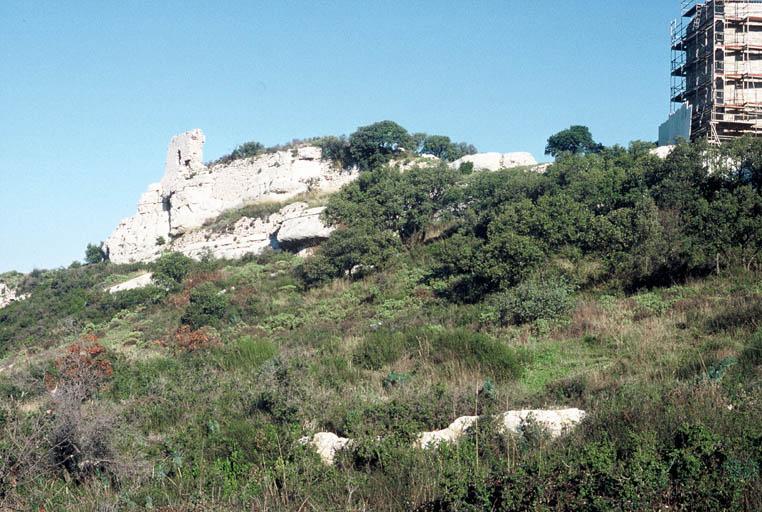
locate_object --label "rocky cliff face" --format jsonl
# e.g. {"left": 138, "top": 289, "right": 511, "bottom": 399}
{"left": 104, "top": 130, "right": 357, "bottom": 264}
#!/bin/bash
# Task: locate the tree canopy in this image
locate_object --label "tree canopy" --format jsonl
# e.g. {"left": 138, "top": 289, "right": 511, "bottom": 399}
{"left": 545, "top": 125, "right": 602, "bottom": 157}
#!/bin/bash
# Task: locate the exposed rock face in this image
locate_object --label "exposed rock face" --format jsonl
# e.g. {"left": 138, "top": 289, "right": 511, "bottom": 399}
{"left": 105, "top": 130, "right": 356, "bottom": 264}
{"left": 450, "top": 152, "right": 538, "bottom": 171}
{"left": 171, "top": 202, "right": 334, "bottom": 261}
{"left": 305, "top": 408, "right": 586, "bottom": 465}
{"left": 106, "top": 184, "right": 170, "bottom": 264}
{"left": 106, "top": 273, "right": 154, "bottom": 294}
{"left": 0, "top": 283, "right": 27, "bottom": 309}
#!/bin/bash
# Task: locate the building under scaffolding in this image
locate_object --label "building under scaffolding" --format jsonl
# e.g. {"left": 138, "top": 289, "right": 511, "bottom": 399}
{"left": 661, "top": 0, "right": 762, "bottom": 144}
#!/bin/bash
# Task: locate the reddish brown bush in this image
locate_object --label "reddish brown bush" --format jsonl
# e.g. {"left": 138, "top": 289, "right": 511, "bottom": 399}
{"left": 173, "top": 325, "right": 220, "bottom": 352}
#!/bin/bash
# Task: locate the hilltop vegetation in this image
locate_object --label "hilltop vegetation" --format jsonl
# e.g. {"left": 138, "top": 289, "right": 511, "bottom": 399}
{"left": 209, "top": 120, "right": 478, "bottom": 170}
{"left": 1, "top": 129, "right": 761, "bottom": 511}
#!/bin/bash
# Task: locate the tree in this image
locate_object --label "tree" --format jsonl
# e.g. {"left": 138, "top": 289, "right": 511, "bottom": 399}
{"left": 420, "top": 135, "right": 477, "bottom": 161}
{"left": 84, "top": 243, "right": 106, "bottom": 265}
{"left": 324, "top": 163, "right": 458, "bottom": 244}
{"left": 315, "top": 136, "right": 352, "bottom": 168}
{"left": 545, "top": 125, "right": 601, "bottom": 158}
{"left": 348, "top": 120, "right": 413, "bottom": 171}
{"left": 421, "top": 135, "right": 454, "bottom": 159}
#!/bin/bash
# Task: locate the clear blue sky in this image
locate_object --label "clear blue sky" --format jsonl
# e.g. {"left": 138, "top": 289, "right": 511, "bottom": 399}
{"left": 0, "top": 1, "right": 677, "bottom": 273}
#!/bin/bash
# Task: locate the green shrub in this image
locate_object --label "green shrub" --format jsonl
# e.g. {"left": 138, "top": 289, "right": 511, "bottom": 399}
{"left": 430, "top": 328, "right": 523, "bottom": 381}
{"left": 634, "top": 292, "right": 669, "bottom": 317}
{"left": 353, "top": 331, "right": 408, "bottom": 370}
{"left": 348, "top": 120, "right": 412, "bottom": 171}
{"left": 212, "top": 140, "right": 265, "bottom": 165}
{"left": 107, "top": 285, "right": 166, "bottom": 310}
{"left": 181, "top": 282, "right": 229, "bottom": 329}
{"left": 225, "top": 336, "right": 277, "bottom": 369}
{"left": 495, "top": 278, "right": 574, "bottom": 325}
{"left": 153, "top": 252, "right": 193, "bottom": 290}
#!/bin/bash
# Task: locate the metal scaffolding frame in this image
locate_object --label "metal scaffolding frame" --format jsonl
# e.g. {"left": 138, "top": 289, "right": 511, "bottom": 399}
{"left": 670, "top": 0, "right": 762, "bottom": 142}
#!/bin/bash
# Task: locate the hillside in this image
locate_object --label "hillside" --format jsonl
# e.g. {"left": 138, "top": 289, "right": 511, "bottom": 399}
{"left": 1, "top": 123, "right": 761, "bottom": 511}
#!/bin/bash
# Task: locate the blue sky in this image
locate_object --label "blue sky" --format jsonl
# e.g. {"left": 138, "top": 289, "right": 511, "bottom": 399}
{"left": 0, "top": 1, "right": 677, "bottom": 273}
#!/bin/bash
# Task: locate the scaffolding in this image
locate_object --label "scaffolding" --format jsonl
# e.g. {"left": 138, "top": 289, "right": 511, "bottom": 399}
{"left": 670, "top": 0, "right": 762, "bottom": 142}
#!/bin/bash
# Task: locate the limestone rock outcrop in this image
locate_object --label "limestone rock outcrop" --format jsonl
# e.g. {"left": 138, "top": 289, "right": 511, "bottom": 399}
{"left": 450, "top": 152, "right": 538, "bottom": 172}
{"left": 171, "top": 202, "right": 335, "bottom": 261}
{"left": 417, "top": 408, "right": 586, "bottom": 449}
{"left": 0, "top": 282, "right": 27, "bottom": 309}
{"left": 105, "top": 129, "right": 356, "bottom": 264}
{"left": 276, "top": 206, "right": 333, "bottom": 248}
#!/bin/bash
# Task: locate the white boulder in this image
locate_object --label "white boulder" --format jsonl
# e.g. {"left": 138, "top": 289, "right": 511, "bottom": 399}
{"left": 500, "top": 408, "right": 587, "bottom": 438}
{"left": 417, "top": 416, "right": 479, "bottom": 449}
{"left": 450, "top": 152, "right": 538, "bottom": 172}
{"left": 301, "top": 432, "right": 351, "bottom": 465}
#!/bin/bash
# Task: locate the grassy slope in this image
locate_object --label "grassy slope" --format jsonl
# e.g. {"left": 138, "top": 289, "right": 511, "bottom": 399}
{"left": 1, "top": 250, "right": 760, "bottom": 510}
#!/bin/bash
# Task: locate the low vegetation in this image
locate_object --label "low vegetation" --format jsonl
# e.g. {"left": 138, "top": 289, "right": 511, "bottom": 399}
{"left": 1, "top": 127, "right": 761, "bottom": 510}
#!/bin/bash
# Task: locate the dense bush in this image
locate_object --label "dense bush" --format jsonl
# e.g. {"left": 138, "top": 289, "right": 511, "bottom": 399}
{"left": 352, "top": 330, "right": 408, "bottom": 370}
{"left": 212, "top": 140, "right": 265, "bottom": 165}
{"left": 152, "top": 252, "right": 193, "bottom": 290}
{"left": 296, "top": 226, "right": 401, "bottom": 287}
{"left": 429, "top": 328, "right": 523, "bottom": 381}
{"left": 181, "top": 282, "right": 230, "bottom": 329}
{"left": 419, "top": 134, "right": 477, "bottom": 161}
{"left": 495, "top": 277, "right": 575, "bottom": 325}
